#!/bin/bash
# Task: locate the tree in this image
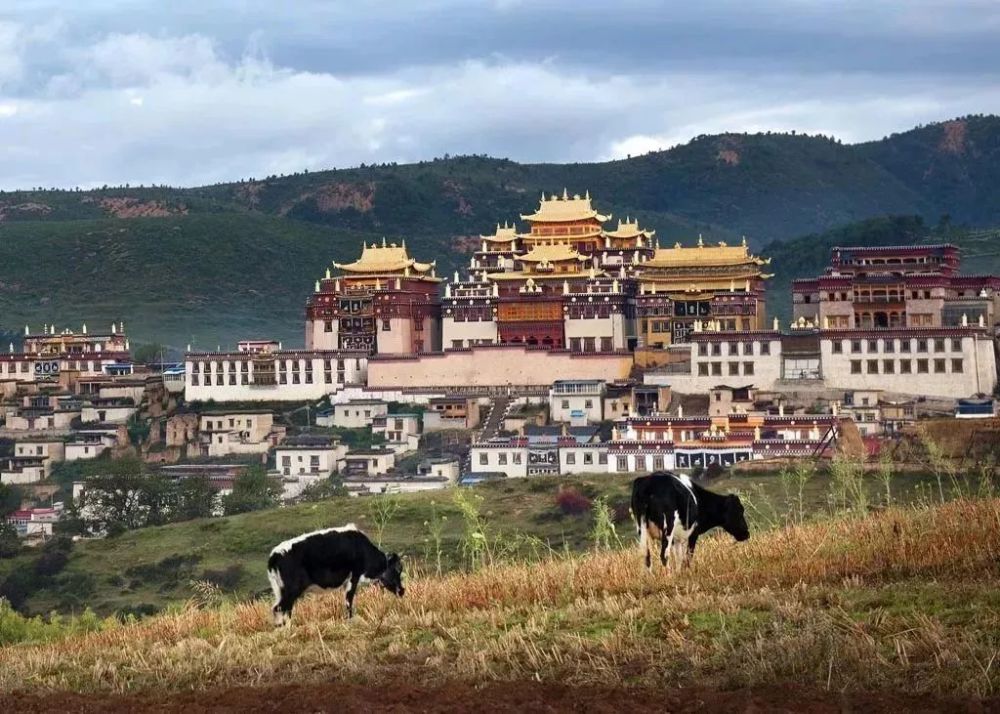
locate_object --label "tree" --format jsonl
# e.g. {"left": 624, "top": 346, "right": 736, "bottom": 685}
{"left": 298, "top": 476, "right": 347, "bottom": 502}
{"left": 79, "top": 457, "right": 173, "bottom": 532}
{"left": 222, "top": 466, "right": 282, "bottom": 515}
{"left": 132, "top": 343, "right": 166, "bottom": 365}
{"left": 174, "top": 477, "right": 219, "bottom": 520}
{"left": 0, "top": 483, "right": 22, "bottom": 517}
{"left": 0, "top": 522, "right": 20, "bottom": 559}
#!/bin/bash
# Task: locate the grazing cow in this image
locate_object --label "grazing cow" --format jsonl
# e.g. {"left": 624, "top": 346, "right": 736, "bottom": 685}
{"left": 266, "top": 524, "right": 404, "bottom": 626}
{"left": 631, "top": 471, "right": 750, "bottom": 571}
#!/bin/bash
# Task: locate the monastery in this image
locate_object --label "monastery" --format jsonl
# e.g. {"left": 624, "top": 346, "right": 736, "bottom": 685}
{"left": 180, "top": 190, "right": 999, "bottom": 402}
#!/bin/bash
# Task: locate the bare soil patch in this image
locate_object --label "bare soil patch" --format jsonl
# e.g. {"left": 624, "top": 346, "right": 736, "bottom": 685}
{"left": 2, "top": 681, "right": 996, "bottom": 713}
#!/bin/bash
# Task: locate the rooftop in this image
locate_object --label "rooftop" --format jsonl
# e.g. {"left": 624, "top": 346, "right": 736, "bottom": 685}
{"left": 644, "top": 237, "right": 769, "bottom": 269}
{"left": 520, "top": 190, "right": 610, "bottom": 224}
{"left": 602, "top": 218, "right": 655, "bottom": 240}
{"left": 333, "top": 240, "right": 440, "bottom": 279}
{"left": 515, "top": 243, "right": 590, "bottom": 264}
{"left": 480, "top": 221, "right": 520, "bottom": 243}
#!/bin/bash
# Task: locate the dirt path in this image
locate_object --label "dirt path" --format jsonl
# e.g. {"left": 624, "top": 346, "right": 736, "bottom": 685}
{"left": 3, "top": 681, "right": 996, "bottom": 713}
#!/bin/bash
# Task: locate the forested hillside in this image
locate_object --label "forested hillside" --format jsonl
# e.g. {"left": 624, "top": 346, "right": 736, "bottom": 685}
{"left": 1, "top": 115, "right": 998, "bottom": 348}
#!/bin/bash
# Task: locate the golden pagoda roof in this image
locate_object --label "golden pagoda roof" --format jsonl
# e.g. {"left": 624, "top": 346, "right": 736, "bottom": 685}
{"left": 515, "top": 243, "right": 590, "bottom": 263}
{"left": 643, "top": 237, "right": 769, "bottom": 269}
{"left": 602, "top": 217, "right": 655, "bottom": 240}
{"left": 333, "top": 239, "right": 439, "bottom": 279}
{"left": 480, "top": 221, "right": 521, "bottom": 242}
{"left": 520, "top": 189, "right": 610, "bottom": 223}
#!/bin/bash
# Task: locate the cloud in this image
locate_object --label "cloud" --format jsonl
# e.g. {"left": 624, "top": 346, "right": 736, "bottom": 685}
{"left": 0, "top": 2, "right": 998, "bottom": 189}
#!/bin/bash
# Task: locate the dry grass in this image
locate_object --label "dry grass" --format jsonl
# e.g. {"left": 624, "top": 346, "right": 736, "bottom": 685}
{"left": 2, "top": 498, "right": 999, "bottom": 697}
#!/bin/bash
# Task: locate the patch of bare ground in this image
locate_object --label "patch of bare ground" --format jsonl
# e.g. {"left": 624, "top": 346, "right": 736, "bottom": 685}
{"left": 2, "top": 681, "right": 995, "bottom": 714}
{"left": 451, "top": 235, "right": 482, "bottom": 254}
{"left": 717, "top": 149, "right": 741, "bottom": 166}
{"left": 0, "top": 202, "right": 52, "bottom": 221}
{"left": 98, "top": 197, "right": 188, "bottom": 218}
{"left": 939, "top": 119, "right": 968, "bottom": 155}
{"left": 281, "top": 181, "right": 375, "bottom": 215}
{"left": 444, "top": 179, "right": 473, "bottom": 215}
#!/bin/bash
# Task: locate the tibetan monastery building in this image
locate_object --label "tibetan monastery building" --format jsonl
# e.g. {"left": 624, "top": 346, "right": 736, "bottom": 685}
{"left": 636, "top": 237, "right": 771, "bottom": 349}
{"left": 444, "top": 190, "right": 771, "bottom": 354}
{"left": 305, "top": 239, "right": 442, "bottom": 355}
{"left": 792, "top": 244, "right": 1000, "bottom": 330}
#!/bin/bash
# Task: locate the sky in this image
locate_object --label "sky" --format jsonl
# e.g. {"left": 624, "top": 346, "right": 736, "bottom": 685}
{"left": 0, "top": 0, "right": 998, "bottom": 190}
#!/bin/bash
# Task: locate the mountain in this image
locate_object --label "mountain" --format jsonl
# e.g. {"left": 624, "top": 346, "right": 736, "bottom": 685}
{"left": 1, "top": 115, "right": 999, "bottom": 348}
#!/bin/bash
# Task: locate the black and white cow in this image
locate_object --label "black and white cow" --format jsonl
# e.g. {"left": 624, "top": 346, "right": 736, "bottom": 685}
{"left": 631, "top": 471, "right": 750, "bottom": 571}
{"left": 266, "top": 524, "right": 404, "bottom": 626}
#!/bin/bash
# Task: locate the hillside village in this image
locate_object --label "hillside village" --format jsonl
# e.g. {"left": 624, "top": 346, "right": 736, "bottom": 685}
{"left": 2, "top": 190, "right": 999, "bottom": 544}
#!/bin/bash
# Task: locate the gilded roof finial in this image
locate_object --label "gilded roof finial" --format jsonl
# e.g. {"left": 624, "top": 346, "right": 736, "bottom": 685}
{"left": 697, "top": 234, "right": 704, "bottom": 247}
{"left": 562, "top": 187, "right": 568, "bottom": 200}
{"left": 742, "top": 235, "right": 747, "bottom": 247}
{"left": 585, "top": 189, "right": 590, "bottom": 200}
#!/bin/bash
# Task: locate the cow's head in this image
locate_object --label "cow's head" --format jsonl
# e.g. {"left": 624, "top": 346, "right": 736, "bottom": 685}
{"left": 723, "top": 494, "right": 750, "bottom": 542}
{"left": 378, "top": 553, "right": 405, "bottom": 596}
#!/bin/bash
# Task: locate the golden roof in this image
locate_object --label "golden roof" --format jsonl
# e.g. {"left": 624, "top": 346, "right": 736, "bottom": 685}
{"left": 480, "top": 221, "right": 521, "bottom": 242}
{"left": 333, "top": 239, "right": 439, "bottom": 278}
{"left": 603, "top": 218, "right": 655, "bottom": 240}
{"left": 515, "top": 243, "right": 590, "bottom": 263}
{"left": 643, "top": 237, "right": 769, "bottom": 269}
{"left": 520, "top": 189, "right": 610, "bottom": 223}
{"left": 490, "top": 267, "right": 606, "bottom": 281}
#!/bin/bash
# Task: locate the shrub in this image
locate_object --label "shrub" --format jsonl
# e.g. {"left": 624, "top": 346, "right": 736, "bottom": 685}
{"left": 200, "top": 565, "right": 245, "bottom": 590}
{"left": 33, "top": 549, "right": 69, "bottom": 577}
{"left": 555, "top": 486, "right": 591, "bottom": 516}
{"left": 117, "top": 603, "right": 159, "bottom": 621}
{"left": 0, "top": 569, "right": 39, "bottom": 611}
{"left": 609, "top": 496, "right": 632, "bottom": 524}
{"left": 527, "top": 479, "right": 552, "bottom": 493}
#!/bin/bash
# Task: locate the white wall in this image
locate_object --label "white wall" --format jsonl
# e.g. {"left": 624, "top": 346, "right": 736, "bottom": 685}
{"left": 644, "top": 336, "right": 784, "bottom": 392}
{"left": 559, "top": 445, "right": 607, "bottom": 474}
{"left": 65, "top": 443, "right": 110, "bottom": 461}
{"left": 333, "top": 402, "right": 388, "bottom": 428}
{"left": 81, "top": 405, "right": 137, "bottom": 424}
{"left": 819, "top": 332, "right": 996, "bottom": 398}
{"left": 564, "top": 314, "right": 627, "bottom": 350}
{"left": 549, "top": 393, "right": 603, "bottom": 424}
{"left": 442, "top": 317, "right": 498, "bottom": 349}
{"left": 470, "top": 446, "right": 529, "bottom": 478}
{"left": 185, "top": 352, "right": 367, "bottom": 402}
{"left": 275, "top": 446, "right": 347, "bottom": 476}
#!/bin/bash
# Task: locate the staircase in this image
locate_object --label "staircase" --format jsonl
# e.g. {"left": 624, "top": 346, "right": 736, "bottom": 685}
{"left": 477, "top": 396, "right": 511, "bottom": 443}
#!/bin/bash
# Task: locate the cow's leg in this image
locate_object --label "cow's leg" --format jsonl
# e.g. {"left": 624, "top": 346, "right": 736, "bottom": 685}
{"left": 684, "top": 532, "right": 700, "bottom": 568}
{"left": 661, "top": 513, "right": 676, "bottom": 570}
{"left": 344, "top": 573, "right": 361, "bottom": 618}
{"left": 639, "top": 518, "right": 652, "bottom": 570}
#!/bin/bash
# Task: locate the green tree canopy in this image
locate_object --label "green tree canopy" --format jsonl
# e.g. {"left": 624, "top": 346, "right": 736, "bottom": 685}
{"left": 222, "top": 466, "right": 282, "bottom": 516}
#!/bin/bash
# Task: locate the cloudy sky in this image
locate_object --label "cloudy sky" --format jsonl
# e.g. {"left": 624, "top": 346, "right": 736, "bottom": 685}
{"left": 1, "top": 0, "right": 998, "bottom": 190}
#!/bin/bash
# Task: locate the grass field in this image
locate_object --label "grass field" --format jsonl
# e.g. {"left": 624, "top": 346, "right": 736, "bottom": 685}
{"left": 1, "top": 497, "right": 998, "bottom": 705}
{"left": 0, "top": 467, "right": 982, "bottom": 618}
